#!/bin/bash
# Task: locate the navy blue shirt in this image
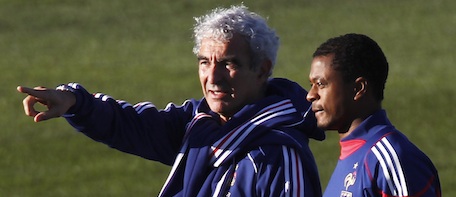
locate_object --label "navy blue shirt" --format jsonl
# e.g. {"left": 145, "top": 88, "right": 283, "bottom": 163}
{"left": 323, "top": 110, "right": 441, "bottom": 197}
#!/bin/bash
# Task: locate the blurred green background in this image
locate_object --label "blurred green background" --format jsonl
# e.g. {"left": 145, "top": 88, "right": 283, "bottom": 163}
{"left": 1, "top": 0, "right": 454, "bottom": 196}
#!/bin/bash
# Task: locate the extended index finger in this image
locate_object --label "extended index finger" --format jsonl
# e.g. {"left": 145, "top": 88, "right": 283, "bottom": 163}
{"left": 17, "top": 86, "right": 48, "bottom": 98}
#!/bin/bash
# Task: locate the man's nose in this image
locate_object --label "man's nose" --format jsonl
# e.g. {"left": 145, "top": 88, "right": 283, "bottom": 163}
{"left": 207, "top": 62, "right": 225, "bottom": 84}
{"left": 306, "top": 85, "right": 318, "bottom": 102}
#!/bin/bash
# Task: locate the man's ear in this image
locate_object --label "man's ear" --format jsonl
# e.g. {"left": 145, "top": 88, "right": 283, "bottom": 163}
{"left": 354, "top": 77, "right": 368, "bottom": 101}
{"left": 258, "top": 59, "right": 272, "bottom": 79}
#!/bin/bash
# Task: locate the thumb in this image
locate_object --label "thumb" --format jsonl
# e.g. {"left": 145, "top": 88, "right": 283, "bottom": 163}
{"left": 34, "top": 100, "right": 71, "bottom": 122}
{"left": 34, "top": 111, "right": 56, "bottom": 122}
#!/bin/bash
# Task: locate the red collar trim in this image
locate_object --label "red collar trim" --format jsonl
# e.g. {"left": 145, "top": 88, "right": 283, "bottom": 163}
{"left": 339, "top": 139, "right": 366, "bottom": 160}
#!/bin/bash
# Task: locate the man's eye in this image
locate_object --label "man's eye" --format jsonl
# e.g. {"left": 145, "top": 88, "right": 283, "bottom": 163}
{"left": 310, "top": 82, "right": 324, "bottom": 88}
{"left": 225, "top": 62, "right": 238, "bottom": 70}
{"left": 316, "top": 82, "right": 326, "bottom": 88}
{"left": 199, "top": 60, "right": 209, "bottom": 66}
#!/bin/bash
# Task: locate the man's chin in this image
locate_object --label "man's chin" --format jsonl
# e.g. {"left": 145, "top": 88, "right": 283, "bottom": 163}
{"left": 316, "top": 121, "right": 331, "bottom": 131}
{"left": 208, "top": 103, "right": 228, "bottom": 114}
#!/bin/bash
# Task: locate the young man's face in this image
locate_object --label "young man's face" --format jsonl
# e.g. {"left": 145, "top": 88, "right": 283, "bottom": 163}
{"left": 306, "top": 55, "right": 355, "bottom": 131}
{"left": 198, "top": 35, "right": 269, "bottom": 123}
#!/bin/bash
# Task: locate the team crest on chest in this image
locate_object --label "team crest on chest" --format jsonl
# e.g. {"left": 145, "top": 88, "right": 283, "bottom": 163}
{"left": 340, "top": 162, "right": 358, "bottom": 197}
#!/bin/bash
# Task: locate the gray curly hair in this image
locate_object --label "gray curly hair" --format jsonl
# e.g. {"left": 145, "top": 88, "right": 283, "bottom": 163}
{"left": 192, "top": 5, "right": 279, "bottom": 75}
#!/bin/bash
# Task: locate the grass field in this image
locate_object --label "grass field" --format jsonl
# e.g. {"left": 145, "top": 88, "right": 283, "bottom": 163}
{"left": 1, "top": 0, "right": 454, "bottom": 196}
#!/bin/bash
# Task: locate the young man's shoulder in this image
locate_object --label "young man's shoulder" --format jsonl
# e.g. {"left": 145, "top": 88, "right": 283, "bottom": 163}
{"left": 366, "top": 129, "right": 434, "bottom": 165}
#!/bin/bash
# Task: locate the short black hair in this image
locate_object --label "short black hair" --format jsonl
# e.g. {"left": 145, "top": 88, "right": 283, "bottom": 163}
{"left": 313, "top": 33, "right": 389, "bottom": 101}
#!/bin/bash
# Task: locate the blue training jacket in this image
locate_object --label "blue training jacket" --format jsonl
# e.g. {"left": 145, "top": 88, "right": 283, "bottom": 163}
{"left": 323, "top": 110, "right": 441, "bottom": 197}
{"left": 60, "top": 78, "right": 325, "bottom": 197}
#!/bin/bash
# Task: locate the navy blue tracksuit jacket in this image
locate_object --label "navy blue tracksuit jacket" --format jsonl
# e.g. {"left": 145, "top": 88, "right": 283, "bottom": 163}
{"left": 60, "top": 78, "right": 325, "bottom": 196}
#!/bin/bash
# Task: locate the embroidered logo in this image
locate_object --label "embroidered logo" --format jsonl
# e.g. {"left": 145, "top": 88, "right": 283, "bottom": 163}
{"left": 344, "top": 173, "right": 356, "bottom": 190}
{"left": 343, "top": 162, "right": 358, "bottom": 190}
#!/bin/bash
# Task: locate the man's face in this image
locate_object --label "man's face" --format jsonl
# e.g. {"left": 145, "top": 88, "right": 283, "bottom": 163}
{"left": 306, "top": 55, "right": 355, "bottom": 131}
{"left": 198, "top": 35, "right": 268, "bottom": 123}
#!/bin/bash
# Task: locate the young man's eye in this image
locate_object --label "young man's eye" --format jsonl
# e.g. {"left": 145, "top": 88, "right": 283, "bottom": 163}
{"left": 310, "top": 81, "right": 324, "bottom": 88}
{"left": 316, "top": 82, "right": 325, "bottom": 87}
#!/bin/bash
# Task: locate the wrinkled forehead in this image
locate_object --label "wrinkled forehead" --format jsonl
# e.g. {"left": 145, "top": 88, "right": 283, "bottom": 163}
{"left": 198, "top": 34, "right": 251, "bottom": 58}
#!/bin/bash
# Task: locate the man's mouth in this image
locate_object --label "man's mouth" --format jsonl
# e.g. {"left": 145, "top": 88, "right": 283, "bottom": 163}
{"left": 312, "top": 107, "right": 323, "bottom": 115}
{"left": 208, "top": 90, "right": 229, "bottom": 99}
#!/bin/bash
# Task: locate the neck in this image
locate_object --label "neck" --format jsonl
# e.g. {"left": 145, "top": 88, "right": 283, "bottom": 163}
{"left": 220, "top": 116, "right": 229, "bottom": 125}
{"left": 338, "top": 102, "right": 381, "bottom": 139}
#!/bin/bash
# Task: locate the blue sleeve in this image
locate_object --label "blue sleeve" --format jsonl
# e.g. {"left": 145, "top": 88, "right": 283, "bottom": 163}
{"left": 60, "top": 83, "right": 196, "bottom": 165}
{"left": 228, "top": 145, "right": 319, "bottom": 196}
{"left": 363, "top": 133, "right": 441, "bottom": 196}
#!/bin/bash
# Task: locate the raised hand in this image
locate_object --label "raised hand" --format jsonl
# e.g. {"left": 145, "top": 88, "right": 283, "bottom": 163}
{"left": 17, "top": 86, "right": 76, "bottom": 122}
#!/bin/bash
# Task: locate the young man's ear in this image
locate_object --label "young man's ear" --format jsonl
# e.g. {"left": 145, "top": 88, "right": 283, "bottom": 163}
{"left": 354, "top": 77, "right": 368, "bottom": 101}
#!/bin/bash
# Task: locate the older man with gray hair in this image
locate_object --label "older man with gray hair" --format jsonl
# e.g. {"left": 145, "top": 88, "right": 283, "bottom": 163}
{"left": 18, "top": 5, "right": 324, "bottom": 196}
